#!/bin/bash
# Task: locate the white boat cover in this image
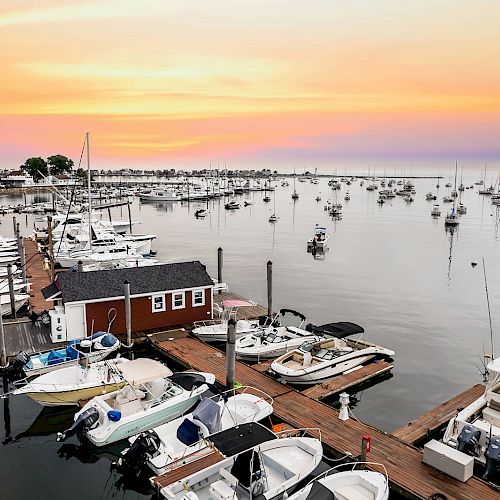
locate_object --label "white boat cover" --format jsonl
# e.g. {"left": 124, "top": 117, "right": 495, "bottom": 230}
{"left": 192, "top": 397, "right": 222, "bottom": 434}
{"left": 117, "top": 358, "right": 172, "bottom": 385}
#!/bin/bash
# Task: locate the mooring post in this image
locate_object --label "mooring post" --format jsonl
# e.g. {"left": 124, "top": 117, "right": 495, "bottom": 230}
{"left": 127, "top": 201, "right": 133, "bottom": 234}
{"left": 226, "top": 318, "right": 236, "bottom": 389}
{"left": 360, "top": 434, "right": 371, "bottom": 468}
{"left": 17, "top": 236, "right": 27, "bottom": 285}
{"left": 7, "top": 264, "right": 16, "bottom": 318}
{"left": 12, "top": 216, "right": 17, "bottom": 238}
{"left": 77, "top": 260, "right": 83, "bottom": 273}
{"left": 0, "top": 307, "right": 6, "bottom": 368}
{"left": 217, "top": 247, "right": 223, "bottom": 295}
{"left": 267, "top": 260, "right": 273, "bottom": 318}
{"left": 124, "top": 280, "right": 132, "bottom": 347}
{"left": 107, "top": 207, "right": 112, "bottom": 223}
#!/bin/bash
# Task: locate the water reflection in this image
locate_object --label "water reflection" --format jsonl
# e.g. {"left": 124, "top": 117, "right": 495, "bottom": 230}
{"left": 445, "top": 225, "right": 458, "bottom": 281}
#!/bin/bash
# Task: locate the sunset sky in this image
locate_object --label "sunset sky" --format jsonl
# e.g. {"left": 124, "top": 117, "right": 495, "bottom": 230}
{"left": 1, "top": 1, "right": 500, "bottom": 170}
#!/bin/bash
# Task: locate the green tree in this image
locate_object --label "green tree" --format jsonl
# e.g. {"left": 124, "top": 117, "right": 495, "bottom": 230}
{"left": 75, "top": 167, "right": 87, "bottom": 186}
{"left": 20, "top": 157, "right": 48, "bottom": 181}
{"left": 47, "top": 155, "right": 74, "bottom": 175}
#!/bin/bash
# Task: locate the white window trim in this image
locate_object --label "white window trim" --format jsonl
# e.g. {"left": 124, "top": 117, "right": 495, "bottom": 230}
{"left": 172, "top": 291, "right": 185, "bottom": 310}
{"left": 151, "top": 293, "right": 166, "bottom": 313}
{"left": 192, "top": 289, "right": 205, "bottom": 307}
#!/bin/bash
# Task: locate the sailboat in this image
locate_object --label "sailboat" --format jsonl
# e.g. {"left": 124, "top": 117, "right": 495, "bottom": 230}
{"left": 445, "top": 162, "right": 460, "bottom": 227}
{"left": 269, "top": 192, "right": 278, "bottom": 222}
{"left": 291, "top": 169, "right": 299, "bottom": 200}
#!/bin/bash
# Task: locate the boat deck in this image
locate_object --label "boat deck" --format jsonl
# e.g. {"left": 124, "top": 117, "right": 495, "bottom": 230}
{"left": 213, "top": 291, "right": 269, "bottom": 320}
{"left": 393, "top": 384, "right": 486, "bottom": 446}
{"left": 3, "top": 318, "right": 58, "bottom": 358}
{"left": 150, "top": 333, "right": 498, "bottom": 500}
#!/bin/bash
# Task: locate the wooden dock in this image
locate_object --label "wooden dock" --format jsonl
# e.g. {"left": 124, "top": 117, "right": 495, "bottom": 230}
{"left": 149, "top": 333, "right": 498, "bottom": 499}
{"left": 213, "top": 291, "right": 269, "bottom": 320}
{"left": 24, "top": 238, "right": 53, "bottom": 313}
{"left": 393, "top": 384, "right": 485, "bottom": 446}
{"left": 3, "top": 318, "right": 57, "bottom": 358}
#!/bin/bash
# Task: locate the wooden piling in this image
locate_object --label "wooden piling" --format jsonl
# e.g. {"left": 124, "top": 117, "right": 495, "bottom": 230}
{"left": 17, "top": 236, "right": 27, "bottom": 285}
{"left": 77, "top": 260, "right": 83, "bottom": 273}
{"left": 47, "top": 216, "right": 54, "bottom": 282}
{"left": 127, "top": 201, "right": 132, "bottom": 233}
{"left": 226, "top": 318, "right": 236, "bottom": 389}
{"left": 217, "top": 247, "right": 223, "bottom": 294}
{"left": 7, "top": 264, "right": 16, "bottom": 318}
{"left": 124, "top": 280, "right": 132, "bottom": 347}
{"left": 12, "top": 216, "right": 17, "bottom": 238}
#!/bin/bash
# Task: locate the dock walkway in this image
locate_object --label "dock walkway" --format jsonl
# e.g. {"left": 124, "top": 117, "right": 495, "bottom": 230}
{"left": 150, "top": 333, "right": 497, "bottom": 499}
{"left": 24, "top": 238, "right": 53, "bottom": 313}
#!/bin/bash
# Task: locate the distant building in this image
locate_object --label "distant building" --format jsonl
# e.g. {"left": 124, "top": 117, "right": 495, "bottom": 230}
{"left": 41, "top": 261, "right": 215, "bottom": 341}
{"left": 0, "top": 170, "right": 35, "bottom": 187}
{"left": 38, "top": 174, "right": 79, "bottom": 187}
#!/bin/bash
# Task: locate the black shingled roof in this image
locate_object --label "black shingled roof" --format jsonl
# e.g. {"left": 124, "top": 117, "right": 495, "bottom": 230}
{"left": 41, "top": 281, "right": 61, "bottom": 300}
{"left": 42, "top": 261, "right": 214, "bottom": 303}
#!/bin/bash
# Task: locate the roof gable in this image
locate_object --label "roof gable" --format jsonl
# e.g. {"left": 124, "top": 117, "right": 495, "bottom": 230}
{"left": 43, "top": 261, "right": 213, "bottom": 303}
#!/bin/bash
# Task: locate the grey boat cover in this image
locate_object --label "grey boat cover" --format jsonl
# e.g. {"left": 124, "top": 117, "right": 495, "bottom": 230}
{"left": 304, "top": 481, "right": 334, "bottom": 500}
{"left": 193, "top": 397, "right": 222, "bottom": 434}
{"left": 310, "top": 321, "right": 364, "bottom": 338}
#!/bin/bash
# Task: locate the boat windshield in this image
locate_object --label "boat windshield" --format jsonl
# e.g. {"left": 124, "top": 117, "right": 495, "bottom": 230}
{"left": 299, "top": 342, "right": 315, "bottom": 353}
{"left": 262, "top": 330, "right": 285, "bottom": 343}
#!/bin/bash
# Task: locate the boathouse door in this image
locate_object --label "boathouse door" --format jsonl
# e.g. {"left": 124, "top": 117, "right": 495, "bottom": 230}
{"left": 65, "top": 304, "right": 87, "bottom": 340}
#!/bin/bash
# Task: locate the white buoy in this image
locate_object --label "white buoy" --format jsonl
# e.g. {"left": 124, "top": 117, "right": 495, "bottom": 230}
{"left": 339, "top": 392, "right": 350, "bottom": 421}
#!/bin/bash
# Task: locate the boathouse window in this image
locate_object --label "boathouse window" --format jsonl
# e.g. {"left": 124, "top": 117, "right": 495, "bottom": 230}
{"left": 172, "top": 292, "right": 185, "bottom": 310}
{"left": 151, "top": 294, "right": 166, "bottom": 313}
{"left": 192, "top": 289, "right": 205, "bottom": 307}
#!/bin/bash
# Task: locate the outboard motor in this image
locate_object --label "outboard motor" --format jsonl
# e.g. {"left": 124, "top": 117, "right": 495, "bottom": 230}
{"left": 0, "top": 351, "right": 30, "bottom": 379}
{"left": 56, "top": 407, "right": 100, "bottom": 442}
{"left": 483, "top": 436, "right": 500, "bottom": 485}
{"left": 456, "top": 424, "right": 481, "bottom": 456}
{"left": 305, "top": 323, "right": 317, "bottom": 333}
{"left": 114, "top": 430, "right": 161, "bottom": 469}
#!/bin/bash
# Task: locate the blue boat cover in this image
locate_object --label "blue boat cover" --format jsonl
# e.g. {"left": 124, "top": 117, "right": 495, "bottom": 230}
{"left": 177, "top": 418, "right": 201, "bottom": 446}
{"left": 66, "top": 339, "right": 80, "bottom": 360}
{"left": 91, "top": 331, "right": 107, "bottom": 340}
{"left": 107, "top": 410, "right": 121, "bottom": 422}
{"left": 100, "top": 334, "right": 118, "bottom": 347}
{"left": 47, "top": 350, "right": 66, "bottom": 365}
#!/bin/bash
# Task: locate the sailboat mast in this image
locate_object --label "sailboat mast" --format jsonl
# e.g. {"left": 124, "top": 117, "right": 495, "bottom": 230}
{"left": 86, "top": 132, "right": 92, "bottom": 251}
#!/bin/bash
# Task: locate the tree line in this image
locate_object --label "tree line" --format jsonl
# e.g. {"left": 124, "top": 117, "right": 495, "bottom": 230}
{"left": 20, "top": 155, "right": 86, "bottom": 182}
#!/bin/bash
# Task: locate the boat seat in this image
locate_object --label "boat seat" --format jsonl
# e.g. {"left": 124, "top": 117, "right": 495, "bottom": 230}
{"left": 483, "top": 406, "right": 500, "bottom": 427}
{"left": 117, "top": 399, "right": 144, "bottom": 417}
{"left": 334, "top": 484, "right": 375, "bottom": 500}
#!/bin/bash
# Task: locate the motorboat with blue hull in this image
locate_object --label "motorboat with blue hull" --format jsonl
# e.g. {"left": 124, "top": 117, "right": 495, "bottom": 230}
{"left": 117, "top": 386, "right": 274, "bottom": 476}
{"left": 271, "top": 322, "right": 395, "bottom": 385}
{"left": 58, "top": 363, "right": 216, "bottom": 447}
{"left": 158, "top": 423, "right": 323, "bottom": 500}
{"left": 19, "top": 331, "right": 120, "bottom": 377}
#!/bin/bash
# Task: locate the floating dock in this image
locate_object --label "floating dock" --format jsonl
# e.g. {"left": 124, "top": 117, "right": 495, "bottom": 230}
{"left": 24, "top": 237, "right": 53, "bottom": 313}
{"left": 149, "top": 332, "right": 497, "bottom": 499}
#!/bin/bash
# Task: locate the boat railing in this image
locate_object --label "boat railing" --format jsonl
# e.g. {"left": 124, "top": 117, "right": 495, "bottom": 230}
{"left": 274, "top": 427, "right": 321, "bottom": 442}
{"left": 192, "top": 319, "right": 224, "bottom": 329}
{"left": 307, "top": 461, "right": 389, "bottom": 491}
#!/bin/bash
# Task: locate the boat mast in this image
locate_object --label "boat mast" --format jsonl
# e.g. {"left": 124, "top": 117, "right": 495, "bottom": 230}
{"left": 86, "top": 132, "right": 92, "bottom": 251}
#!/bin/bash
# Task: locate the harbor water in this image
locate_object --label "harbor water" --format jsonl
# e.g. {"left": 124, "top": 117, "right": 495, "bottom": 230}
{"left": 1, "top": 168, "right": 499, "bottom": 498}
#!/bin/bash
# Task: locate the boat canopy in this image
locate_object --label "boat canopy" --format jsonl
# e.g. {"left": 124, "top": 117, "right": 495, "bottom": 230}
{"left": 117, "top": 358, "right": 173, "bottom": 385}
{"left": 309, "top": 321, "right": 364, "bottom": 338}
{"left": 315, "top": 226, "right": 327, "bottom": 233}
{"left": 304, "top": 482, "right": 335, "bottom": 500}
{"left": 222, "top": 299, "right": 255, "bottom": 308}
{"left": 280, "top": 308, "right": 306, "bottom": 321}
{"left": 209, "top": 422, "right": 276, "bottom": 457}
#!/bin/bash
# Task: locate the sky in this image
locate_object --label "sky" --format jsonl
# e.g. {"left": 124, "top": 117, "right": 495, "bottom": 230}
{"left": 1, "top": 0, "right": 500, "bottom": 171}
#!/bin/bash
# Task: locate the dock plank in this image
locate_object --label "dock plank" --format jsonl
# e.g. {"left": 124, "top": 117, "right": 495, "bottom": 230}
{"left": 213, "top": 291, "right": 269, "bottom": 320}
{"left": 393, "top": 383, "right": 485, "bottom": 445}
{"left": 24, "top": 238, "right": 53, "bottom": 313}
{"left": 301, "top": 360, "right": 393, "bottom": 400}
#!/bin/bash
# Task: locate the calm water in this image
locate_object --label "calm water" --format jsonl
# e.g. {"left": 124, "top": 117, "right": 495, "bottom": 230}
{"left": 1, "top": 169, "right": 500, "bottom": 498}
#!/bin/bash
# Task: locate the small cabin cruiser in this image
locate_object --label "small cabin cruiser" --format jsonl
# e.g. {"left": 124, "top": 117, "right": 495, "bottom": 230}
{"left": 271, "top": 322, "right": 395, "bottom": 385}
{"left": 268, "top": 213, "right": 278, "bottom": 223}
{"left": 457, "top": 203, "right": 467, "bottom": 214}
{"left": 442, "top": 357, "right": 500, "bottom": 484}
{"left": 344, "top": 192, "right": 350, "bottom": 201}
{"left": 307, "top": 226, "right": 329, "bottom": 250}
{"left": 243, "top": 201, "right": 253, "bottom": 206}
{"left": 224, "top": 201, "right": 240, "bottom": 210}
{"left": 118, "top": 386, "right": 273, "bottom": 475}
{"left": 235, "top": 309, "right": 321, "bottom": 362}
{"left": 431, "top": 204, "right": 441, "bottom": 217}
{"left": 158, "top": 423, "right": 323, "bottom": 500}
{"left": 12, "top": 357, "right": 130, "bottom": 406}
{"left": 20, "top": 331, "right": 120, "bottom": 377}
{"left": 192, "top": 299, "right": 263, "bottom": 343}
{"left": 194, "top": 209, "right": 208, "bottom": 218}
{"left": 443, "top": 195, "right": 453, "bottom": 203}
{"left": 139, "top": 189, "right": 181, "bottom": 201}
{"left": 287, "top": 462, "right": 389, "bottom": 500}
{"left": 1, "top": 293, "right": 29, "bottom": 316}
{"left": 57, "top": 363, "right": 215, "bottom": 446}
{"left": 425, "top": 192, "right": 437, "bottom": 200}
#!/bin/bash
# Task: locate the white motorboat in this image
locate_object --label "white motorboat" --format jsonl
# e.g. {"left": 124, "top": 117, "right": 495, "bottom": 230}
{"left": 443, "top": 195, "right": 453, "bottom": 203}
{"left": 139, "top": 189, "right": 181, "bottom": 201}
{"left": 57, "top": 246, "right": 143, "bottom": 268}
{"left": 307, "top": 225, "right": 329, "bottom": 250}
{"left": 0, "top": 254, "right": 19, "bottom": 266}
{"left": 159, "top": 423, "right": 323, "bottom": 500}
{"left": 19, "top": 331, "right": 120, "bottom": 377}
{"left": 119, "top": 386, "right": 274, "bottom": 475}
{"left": 442, "top": 357, "right": 500, "bottom": 483}
{"left": 58, "top": 364, "right": 216, "bottom": 446}
{"left": 269, "top": 213, "right": 278, "bottom": 223}
{"left": 271, "top": 322, "right": 395, "bottom": 385}
{"left": 288, "top": 462, "right": 389, "bottom": 500}
{"left": 192, "top": 299, "right": 263, "bottom": 343}
{"left": 425, "top": 192, "right": 437, "bottom": 200}
{"left": 195, "top": 209, "right": 208, "bottom": 218}
{"left": 235, "top": 309, "right": 321, "bottom": 362}
{"left": 12, "top": 357, "right": 129, "bottom": 406}
{"left": 344, "top": 192, "right": 350, "bottom": 201}
{"left": 0, "top": 265, "right": 20, "bottom": 278}
{"left": 457, "top": 203, "right": 467, "bottom": 214}
{"left": 224, "top": 201, "right": 240, "bottom": 210}
{"left": 0, "top": 279, "right": 28, "bottom": 295}
{"left": 0, "top": 293, "right": 29, "bottom": 316}
{"left": 431, "top": 204, "right": 441, "bottom": 217}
